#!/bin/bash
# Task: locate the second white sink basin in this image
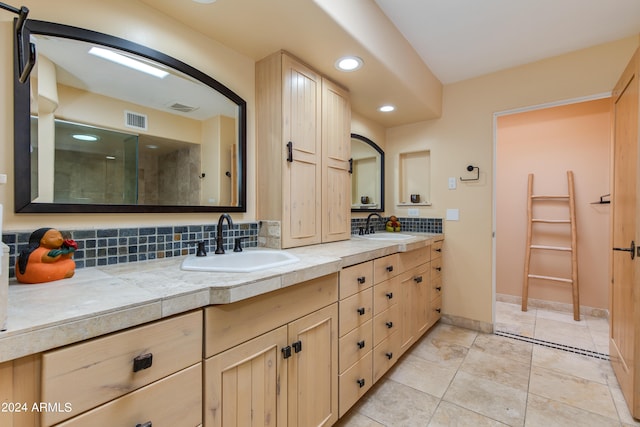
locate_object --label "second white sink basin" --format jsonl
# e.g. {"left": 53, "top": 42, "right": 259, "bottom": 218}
{"left": 181, "top": 249, "right": 300, "bottom": 273}
{"left": 358, "top": 232, "right": 415, "bottom": 241}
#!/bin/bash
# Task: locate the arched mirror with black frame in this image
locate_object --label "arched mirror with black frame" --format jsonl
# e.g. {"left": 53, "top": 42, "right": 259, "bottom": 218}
{"left": 351, "top": 133, "right": 384, "bottom": 212}
{"left": 13, "top": 20, "right": 247, "bottom": 213}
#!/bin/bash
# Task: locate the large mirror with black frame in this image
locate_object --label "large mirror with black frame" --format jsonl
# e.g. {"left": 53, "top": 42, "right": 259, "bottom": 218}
{"left": 14, "top": 20, "right": 246, "bottom": 213}
{"left": 351, "top": 133, "right": 384, "bottom": 212}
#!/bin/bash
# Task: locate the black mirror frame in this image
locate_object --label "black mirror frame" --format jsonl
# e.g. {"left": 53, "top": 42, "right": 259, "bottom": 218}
{"left": 350, "top": 133, "right": 384, "bottom": 213}
{"left": 13, "top": 20, "right": 247, "bottom": 213}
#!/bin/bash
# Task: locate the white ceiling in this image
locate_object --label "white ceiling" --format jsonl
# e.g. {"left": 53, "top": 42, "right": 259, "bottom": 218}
{"left": 375, "top": 0, "right": 640, "bottom": 84}
{"left": 137, "top": 0, "right": 640, "bottom": 127}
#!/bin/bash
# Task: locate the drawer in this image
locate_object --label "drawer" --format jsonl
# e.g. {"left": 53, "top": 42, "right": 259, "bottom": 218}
{"left": 373, "top": 303, "right": 400, "bottom": 346}
{"left": 339, "top": 287, "right": 373, "bottom": 337}
{"left": 41, "top": 311, "right": 202, "bottom": 426}
{"left": 373, "top": 331, "right": 401, "bottom": 383}
{"left": 431, "top": 239, "right": 443, "bottom": 259}
{"left": 339, "top": 351, "right": 372, "bottom": 417}
{"left": 373, "top": 253, "right": 399, "bottom": 284}
{"left": 373, "top": 275, "right": 399, "bottom": 314}
{"left": 54, "top": 363, "right": 202, "bottom": 427}
{"left": 340, "top": 261, "right": 373, "bottom": 299}
{"left": 339, "top": 320, "right": 372, "bottom": 374}
{"left": 431, "top": 257, "right": 442, "bottom": 281}
{"left": 432, "top": 276, "right": 443, "bottom": 300}
{"left": 205, "top": 273, "right": 338, "bottom": 357}
{"left": 399, "top": 245, "right": 430, "bottom": 271}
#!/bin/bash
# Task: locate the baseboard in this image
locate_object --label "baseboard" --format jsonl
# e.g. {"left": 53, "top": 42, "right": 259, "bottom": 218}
{"left": 440, "top": 314, "right": 494, "bottom": 334}
{"left": 496, "top": 293, "right": 609, "bottom": 319}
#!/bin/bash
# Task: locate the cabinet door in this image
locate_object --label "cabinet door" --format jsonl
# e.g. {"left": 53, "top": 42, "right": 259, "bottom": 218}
{"left": 399, "top": 263, "right": 430, "bottom": 355}
{"left": 287, "top": 304, "right": 338, "bottom": 427}
{"left": 321, "top": 78, "right": 351, "bottom": 243}
{"left": 282, "top": 54, "right": 322, "bottom": 248}
{"left": 205, "top": 326, "right": 288, "bottom": 427}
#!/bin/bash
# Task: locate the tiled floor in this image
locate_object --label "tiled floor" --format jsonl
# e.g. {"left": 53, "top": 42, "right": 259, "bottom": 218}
{"left": 336, "top": 301, "right": 640, "bottom": 426}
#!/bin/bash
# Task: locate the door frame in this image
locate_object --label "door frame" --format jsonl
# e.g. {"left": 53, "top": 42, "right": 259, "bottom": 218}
{"left": 491, "top": 92, "right": 612, "bottom": 326}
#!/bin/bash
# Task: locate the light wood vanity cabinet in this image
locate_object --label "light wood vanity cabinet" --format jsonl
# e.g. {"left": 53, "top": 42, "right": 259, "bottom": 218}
{"left": 204, "top": 274, "right": 339, "bottom": 427}
{"left": 430, "top": 239, "right": 444, "bottom": 327}
{"left": 41, "top": 310, "right": 203, "bottom": 427}
{"left": 256, "top": 50, "right": 351, "bottom": 248}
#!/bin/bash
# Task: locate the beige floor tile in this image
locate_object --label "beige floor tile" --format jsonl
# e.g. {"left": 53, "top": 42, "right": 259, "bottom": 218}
{"left": 529, "top": 365, "right": 618, "bottom": 420}
{"left": 458, "top": 347, "right": 531, "bottom": 392}
{"left": 495, "top": 302, "right": 536, "bottom": 337}
{"left": 443, "top": 370, "right": 527, "bottom": 426}
{"left": 534, "top": 317, "right": 597, "bottom": 351}
{"left": 406, "top": 332, "right": 470, "bottom": 370}
{"left": 525, "top": 393, "right": 621, "bottom": 427}
{"left": 387, "top": 353, "right": 457, "bottom": 398}
{"left": 424, "top": 322, "right": 479, "bottom": 347}
{"left": 532, "top": 345, "right": 612, "bottom": 385}
{"left": 334, "top": 410, "right": 385, "bottom": 427}
{"left": 355, "top": 378, "right": 440, "bottom": 427}
{"left": 471, "top": 332, "right": 533, "bottom": 365}
{"left": 609, "top": 384, "right": 640, "bottom": 426}
{"left": 535, "top": 307, "right": 587, "bottom": 326}
{"left": 429, "top": 401, "right": 509, "bottom": 426}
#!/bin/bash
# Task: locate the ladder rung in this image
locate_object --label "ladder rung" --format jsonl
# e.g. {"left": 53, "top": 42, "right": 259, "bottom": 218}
{"left": 528, "top": 274, "right": 573, "bottom": 284}
{"left": 530, "top": 245, "right": 572, "bottom": 251}
{"left": 532, "top": 219, "right": 571, "bottom": 223}
{"left": 531, "top": 195, "right": 570, "bottom": 199}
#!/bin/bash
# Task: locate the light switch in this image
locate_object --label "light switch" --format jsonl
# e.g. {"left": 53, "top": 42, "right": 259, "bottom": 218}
{"left": 0, "top": 174, "right": 6, "bottom": 185}
{"left": 446, "top": 208, "right": 459, "bottom": 221}
{"left": 448, "top": 177, "right": 457, "bottom": 190}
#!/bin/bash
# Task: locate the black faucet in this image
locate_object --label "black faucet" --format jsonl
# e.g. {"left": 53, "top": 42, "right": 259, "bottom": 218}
{"left": 215, "top": 213, "right": 234, "bottom": 254}
{"left": 365, "top": 212, "right": 383, "bottom": 234}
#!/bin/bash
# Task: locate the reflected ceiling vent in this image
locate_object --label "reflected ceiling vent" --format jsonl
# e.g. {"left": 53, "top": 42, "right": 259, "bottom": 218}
{"left": 124, "top": 110, "right": 148, "bottom": 131}
{"left": 168, "top": 102, "right": 199, "bottom": 113}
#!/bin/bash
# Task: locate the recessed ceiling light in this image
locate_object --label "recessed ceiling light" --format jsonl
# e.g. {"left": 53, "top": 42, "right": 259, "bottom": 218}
{"left": 72, "top": 134, "right": 99, "bottom": 142}
{"left": 335, "top": 56, "right": 363, "bottom": 72}
{"left": 89, "top": 47, "right": 169, "bottom": 79}
{"left": 105, "top": 156, "right": 116, "bottom": 160}
{"left": 379, "top": 105, "right": 395, "bottom": 113}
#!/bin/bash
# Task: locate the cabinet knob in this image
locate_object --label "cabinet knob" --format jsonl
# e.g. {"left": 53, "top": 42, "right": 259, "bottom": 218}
{"left": 386, "top": 292, "right": 393, "bottom": 299}
{"left": 385, "top": 321, "right": 393, "bottom": 329}
{"left": 136, "top": 422, "right": 152, "bottom": 427}
{"left": 357, "top": 340, "right": 366, "bottom": 349}
{"left": 292, "top": 340, "right": 303, "bottom": 353}
{"left": 435, "top": 286, "right": 442, "bottom": 291}
{"left": 386, "top": 265, "right": 394, "bottom": 272}
{"left": 357, "top": 307, "right": 365, "bottom": 316}
{"left": 414, "top": 276, "right": 423, "bottom": 283}
{"left": 357, "top": 378, "right": 366, "bottom": 388}
{"left": 282, "top": 346, "right": 292, "bottom": 359}
{"left": 435, "top": 308, "right": 441, "bottom": 313}
{"left": 133, "top": 353, "right": 153, "bottom": 373}
{"left": 385, "top": 352, "right": 393, "bottom": 360}
{"left": 435, "top": 248, "right": 442, "bottom": 252}
{"left": 357, "top": 276, "right": 366, "bottom": 284}
{"left": 435, "top": 267, "right": 442, "bottom": 272}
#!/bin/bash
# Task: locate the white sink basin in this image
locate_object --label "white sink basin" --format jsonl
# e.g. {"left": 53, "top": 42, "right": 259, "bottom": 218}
{"left": 181, "top": 249, "right": 299, "bottom": 273}
{"left": 358, "top": 232, "right": 415, "bottom": 241}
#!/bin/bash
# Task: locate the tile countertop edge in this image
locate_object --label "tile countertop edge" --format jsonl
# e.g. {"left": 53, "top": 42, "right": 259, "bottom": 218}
{"left": 0, "top": 233, "right": 442, "bottom": 363}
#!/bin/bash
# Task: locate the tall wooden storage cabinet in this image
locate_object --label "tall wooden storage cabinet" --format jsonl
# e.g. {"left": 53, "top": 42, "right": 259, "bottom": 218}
{"left": 257, "top": 51, "right": 351, "bottom": 248}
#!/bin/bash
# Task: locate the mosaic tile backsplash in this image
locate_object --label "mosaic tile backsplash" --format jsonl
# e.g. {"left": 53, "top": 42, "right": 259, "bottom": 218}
{"left": 2, "top": 217, "right": 441, "bottom": 278}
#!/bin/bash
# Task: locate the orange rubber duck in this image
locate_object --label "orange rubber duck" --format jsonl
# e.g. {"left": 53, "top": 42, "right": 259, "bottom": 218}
{"left": 16, "top": 228, "right": 77, "bottom": 284}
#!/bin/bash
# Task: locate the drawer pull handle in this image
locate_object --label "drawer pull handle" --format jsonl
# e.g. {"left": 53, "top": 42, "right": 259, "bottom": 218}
{"left": 357, "top": 340, "right": 366, "bottom": 349}
{"left": 435, "top": 286, "right": 442, "bottom": 291}
{"left": 386, "top": 292, "right": 393, "bottom": 299}
{"left": 436, "top": 308, "right": 441, "bottom": 313}
{"left": 414, "top": 276, "right": 423, "bottom": 283}
{"left": 282, "top": 346, "right": 292, "bottom": 359}
{"left": 385, "top": 321, "right": 393, "bottom": 329}
{"left": 435, "top": 248, "right": 442, "bottom": 252}
{"left": 286, "top": 141, "right": 293, "bottom": 162}
{"left": 136, "top": 423, "right": 152, "bottom": 427}
{"left": 133, "top": 353, "right": 153, "bottom": 373}
{"left": 357, "top": 276, "right": 366, "bottom": 284}
{"left": 357, "top": 307, "right": 366, "bottom": 316}
{"left": 435, "top": 267, "right": 442, "bottom": 272}
{"left": 386, "top": 265, "right": 394, "bottom": 272}
{"left": 385, "top": 352, "right": 393, "bottom": 360}
{"left": 292, "top": 340, "right": 303, "bottom": 353}
{"left": 357, "top": 378, "right": 366, "bottom": 388}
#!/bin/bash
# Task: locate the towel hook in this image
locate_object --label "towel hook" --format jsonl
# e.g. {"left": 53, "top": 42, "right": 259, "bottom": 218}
{"left": 1, "top": 2, "right": 36, "bottom": 83}
{"left": 460, "top": 164, "right": 480, "bottom": 182}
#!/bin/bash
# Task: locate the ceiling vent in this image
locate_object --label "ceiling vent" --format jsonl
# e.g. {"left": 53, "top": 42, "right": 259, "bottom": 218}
{"left": 125, "top": 110, "right": 148, "bottom": 131}
{"left": 168, "top": 102, "right": 199, "bottom": 113}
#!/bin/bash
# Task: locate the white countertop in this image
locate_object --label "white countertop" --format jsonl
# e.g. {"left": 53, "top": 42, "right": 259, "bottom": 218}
{"left": 0, "top": 232, "right": 441, "bottom": 363}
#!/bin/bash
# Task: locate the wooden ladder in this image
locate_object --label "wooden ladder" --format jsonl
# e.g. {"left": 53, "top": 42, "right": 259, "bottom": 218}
{"left": 521, "top": 171, "right": 579, "bottom": 321}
